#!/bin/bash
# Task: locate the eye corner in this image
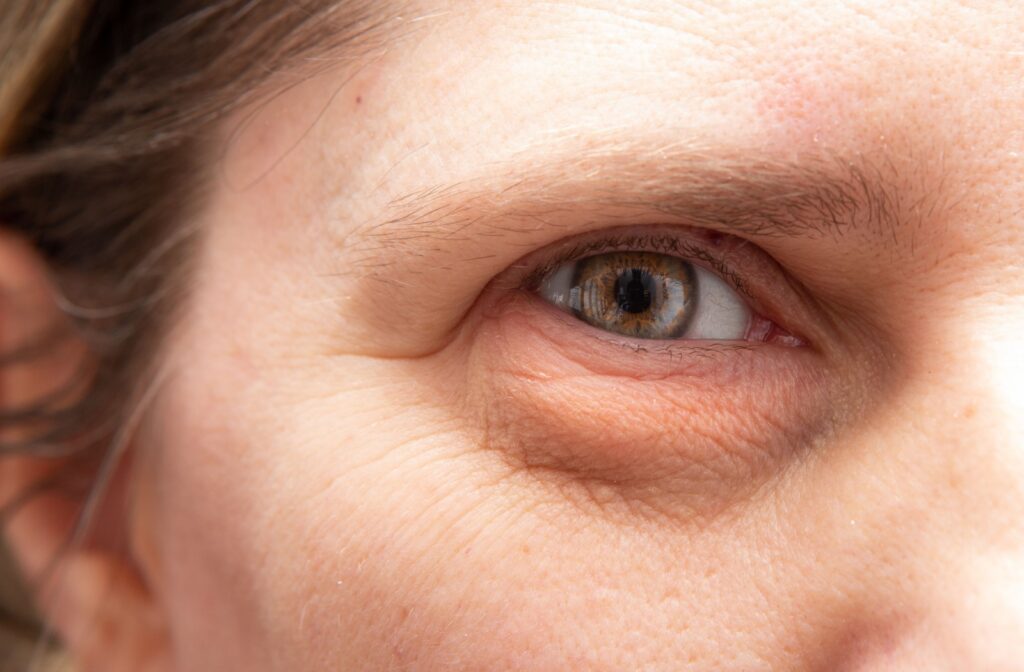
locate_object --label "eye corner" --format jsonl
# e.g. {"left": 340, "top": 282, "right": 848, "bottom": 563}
{"left": 746, "top": 314, "right": 810, "bottom": 348}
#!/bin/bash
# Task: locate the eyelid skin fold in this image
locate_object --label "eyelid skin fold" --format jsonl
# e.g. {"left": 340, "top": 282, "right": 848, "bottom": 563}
{"left": 465, "top": 285, "right": 834, "bottom": 515}
{"left": 456, "top": 224, "right": 837, "bottom": 514}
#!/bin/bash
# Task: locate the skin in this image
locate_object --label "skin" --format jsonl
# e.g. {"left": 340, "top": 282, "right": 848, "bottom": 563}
{"left": 4, "top": 1, "right": 1024, "bottom": 670}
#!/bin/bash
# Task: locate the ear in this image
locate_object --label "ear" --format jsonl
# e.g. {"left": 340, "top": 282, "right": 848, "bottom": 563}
{"left": 0, "top": 230, "right": 172, "bottom": 672}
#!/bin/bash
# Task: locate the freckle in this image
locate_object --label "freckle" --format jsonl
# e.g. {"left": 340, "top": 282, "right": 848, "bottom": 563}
{"left": 962, "top": 404, "right": 977, "bottom": 419}
{"left": 522, "top": 544, "right": 531, "bottom": 555}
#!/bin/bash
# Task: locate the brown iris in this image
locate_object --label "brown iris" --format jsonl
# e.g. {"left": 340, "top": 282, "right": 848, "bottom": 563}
{"left": 569, "top": 252, "right": 696, "bottom": 339}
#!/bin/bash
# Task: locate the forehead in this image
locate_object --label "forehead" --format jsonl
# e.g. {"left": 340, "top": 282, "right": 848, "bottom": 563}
{"left": 228, "top": 1, "right": 1024, "bottom": 249}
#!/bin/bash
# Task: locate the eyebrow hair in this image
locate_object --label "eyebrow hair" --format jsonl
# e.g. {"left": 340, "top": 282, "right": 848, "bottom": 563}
{"left": 353, "top": 138, "right": 925, "bottom": 256}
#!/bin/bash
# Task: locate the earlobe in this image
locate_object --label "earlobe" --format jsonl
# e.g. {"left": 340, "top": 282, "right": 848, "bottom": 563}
{"left": 0, "top": 229, "right": 172, "bottom": 672}
{"left": 45, "top": 551, "right": 172, "bottom": 672}
{"left": 2, "top": 456, "right": 173, "bottom": 672}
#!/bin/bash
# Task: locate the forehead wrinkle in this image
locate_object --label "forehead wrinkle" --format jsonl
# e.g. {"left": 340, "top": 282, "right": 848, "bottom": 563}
{"left": 349, "top": 139, "right": 920, "bottom": 261}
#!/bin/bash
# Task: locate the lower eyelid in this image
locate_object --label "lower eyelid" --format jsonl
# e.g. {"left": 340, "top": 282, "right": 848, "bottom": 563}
{"left": 490, "top": 290, "right": 810, "bottom": 381}
{"left": 456, "top": 226, "right": 841, "bottom": 505}
{"left": 465, "top": 289, "right": 836, "bottom": 508}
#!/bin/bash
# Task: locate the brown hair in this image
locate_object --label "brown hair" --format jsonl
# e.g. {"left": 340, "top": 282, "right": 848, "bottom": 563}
{"left": 0, "top": 0, "right": 406, "bottom": 641}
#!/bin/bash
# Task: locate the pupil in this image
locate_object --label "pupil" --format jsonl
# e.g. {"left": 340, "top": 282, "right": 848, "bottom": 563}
{"left": 614, "top": 268, "right": 653, "bottom": 314}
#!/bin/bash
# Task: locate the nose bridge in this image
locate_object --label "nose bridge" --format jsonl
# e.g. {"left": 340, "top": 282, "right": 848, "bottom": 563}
{"left": 907, "top": 281, "right": 1024, "bottom": 548}
{"left": 894, "top": 289, "right": 1024, "bottom": 666}
{"left": 973, "top": 310, "right": 1024, "bottom": 437}
{"left": 906, "top": 226, "right": 1024, "bottom": 472}
{"left": 812, "top": 260, "right": 1024, "bottom": 669}
{"left": 942, "top": 289, "right": 1024, "bottom": 508}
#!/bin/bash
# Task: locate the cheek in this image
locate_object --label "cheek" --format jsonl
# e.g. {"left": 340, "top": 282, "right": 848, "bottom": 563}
{"left": 137, "top": 340, "right": 318, "bottom": 670}
{"left": 137, "top": 284, "right": 882, "bottom": 672}
{"left": 141, "top": 329, "right": 802, "bottom": 670}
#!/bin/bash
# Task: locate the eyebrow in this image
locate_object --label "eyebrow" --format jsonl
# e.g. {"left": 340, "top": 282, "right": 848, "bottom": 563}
{"left": 354, "top": 139, "right": 922, "bottom": 255}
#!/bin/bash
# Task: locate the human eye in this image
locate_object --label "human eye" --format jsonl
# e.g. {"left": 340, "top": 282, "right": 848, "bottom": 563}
{"left": 468, "top": 224, "right": 826, "bottom": 505}
{"left": 539, "top": 251, "right": 749, "bottom": 341}
{"left": 518, "top": 228, "right": 802, "bottom": 350}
